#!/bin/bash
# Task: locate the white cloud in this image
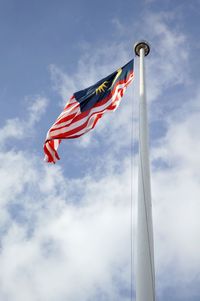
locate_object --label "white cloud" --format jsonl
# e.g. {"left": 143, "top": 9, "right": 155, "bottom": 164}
{"left": 49, "top": 65, "right": 77, "bottom": 105}
{"left": 142, "top": 12, "right": 189, "bottom": 105}
{"left": 0, "top": 118, "right": 25, "bottom": 142}
{"left": 27, "top": 96, "right": 49, "bottom": 125}
{"left": 0, "top": 96, "right": 48, "bottom": 147}
{"left": 151, "top": 92, "right": 200, "bottom": 298}
{"left": 0, "top": 148, "right": 134, "bottom": 301}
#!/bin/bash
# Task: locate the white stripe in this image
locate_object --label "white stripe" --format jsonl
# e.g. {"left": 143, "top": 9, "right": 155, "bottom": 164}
{"left": 126, "top": 76, "right": 134, "bottom": 85}
{"left": 46, "top": 142, "right": 57, "bottom": 163}
{"left": 51, "top": 106, "right": 81, "bottom": 129}
{"left": 56, "top": 102, "right": 80, "bottom": 122}
{"left": 54, "top": 139, "right": 60, "bottom": 150}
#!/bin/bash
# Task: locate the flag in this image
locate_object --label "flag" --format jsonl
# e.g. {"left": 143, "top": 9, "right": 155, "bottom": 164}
{"left": 44, "top": 59, "right": 134, "bottom": 163}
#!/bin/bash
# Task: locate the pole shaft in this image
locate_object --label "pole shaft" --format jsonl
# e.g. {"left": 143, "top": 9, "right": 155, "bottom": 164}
{"left": 136, "top": 47, "right": 155, "bottom": 301}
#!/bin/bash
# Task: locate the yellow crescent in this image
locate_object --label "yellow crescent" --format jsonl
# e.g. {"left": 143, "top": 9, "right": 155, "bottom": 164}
{"left": 111, "top": 68, "right": 122, "bottom": 88}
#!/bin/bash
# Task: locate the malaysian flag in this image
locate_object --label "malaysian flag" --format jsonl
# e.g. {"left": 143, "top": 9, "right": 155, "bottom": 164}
{"left": 44, "top": 59, "right": 134, "bottom": 163}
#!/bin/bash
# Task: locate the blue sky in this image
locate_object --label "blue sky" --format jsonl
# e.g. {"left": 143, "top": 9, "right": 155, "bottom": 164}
{"left": 0, "top": 0, "right": 200, "bottom": 300}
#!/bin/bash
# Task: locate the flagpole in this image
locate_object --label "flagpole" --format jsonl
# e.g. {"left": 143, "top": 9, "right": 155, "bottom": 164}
{"left": 134, "top": 41, "right": 155, "bottom": 301}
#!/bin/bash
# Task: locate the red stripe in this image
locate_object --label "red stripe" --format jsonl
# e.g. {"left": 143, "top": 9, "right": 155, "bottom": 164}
{"left": 53, "top": 112, "right": 78, "bottom": 126}
{"left": 43, "top": 141, "right": 60, "bottom": 163}
{"left": 64, "top": 101, "right": 77, "bottom": 110}
{"left": 44, "top": 143, "right": 54, "bottom": 163}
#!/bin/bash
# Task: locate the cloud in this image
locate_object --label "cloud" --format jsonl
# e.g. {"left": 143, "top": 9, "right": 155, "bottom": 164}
{"left": 49, "top": 65, "right": 77, "bottom": 105}
{"left": 0, "top": 96, "right": 48, "bottom": 148}
{"left": 151, "top": 91, "right": 200, "bottom": 299}
{"left": 27, "top": 96, "right": 49, "bottom": 126}
{"left": 0, "top": 146, "right": 134, "bottom": 301}
{"left": 141, "top": 12, "right": 189, "bottom": 105}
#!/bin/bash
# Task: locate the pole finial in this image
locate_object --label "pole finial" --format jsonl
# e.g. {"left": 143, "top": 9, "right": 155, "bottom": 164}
{"left": 134, "top": 40, "right": 150, "bottom": 56}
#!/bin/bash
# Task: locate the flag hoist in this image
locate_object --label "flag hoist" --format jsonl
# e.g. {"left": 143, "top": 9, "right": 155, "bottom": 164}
{"left": 134, "top": 41, "right": 155, "bottom": 301}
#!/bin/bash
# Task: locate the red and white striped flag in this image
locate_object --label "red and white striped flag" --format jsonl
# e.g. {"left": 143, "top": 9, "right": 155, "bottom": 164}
{"left": 44, "top": 59, "right": 134, "bottom": 163}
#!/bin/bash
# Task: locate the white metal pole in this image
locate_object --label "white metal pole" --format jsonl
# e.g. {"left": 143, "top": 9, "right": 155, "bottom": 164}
{"left": 134, "top": 41, "right": 155, "bottom": 301}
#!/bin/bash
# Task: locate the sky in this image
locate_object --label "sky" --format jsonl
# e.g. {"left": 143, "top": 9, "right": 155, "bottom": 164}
{"left": 0, "top": 0, "right": 200, "bottom": 300}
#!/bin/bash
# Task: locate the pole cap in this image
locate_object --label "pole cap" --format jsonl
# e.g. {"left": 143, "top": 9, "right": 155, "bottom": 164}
{"left": 134, "top": 40, "right": 150, "bottom": 56}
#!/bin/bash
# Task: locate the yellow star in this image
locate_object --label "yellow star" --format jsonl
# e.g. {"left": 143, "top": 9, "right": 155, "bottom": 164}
{"left": 96, "top": 81, "right": 108, "bottom": 94}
